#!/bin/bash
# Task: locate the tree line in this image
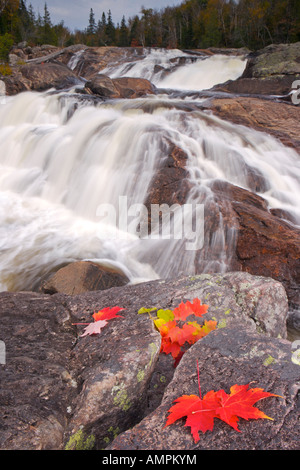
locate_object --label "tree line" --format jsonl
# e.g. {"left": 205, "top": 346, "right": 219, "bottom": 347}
{"left": 0, "top": 0, "right": 299, "bottom": 61}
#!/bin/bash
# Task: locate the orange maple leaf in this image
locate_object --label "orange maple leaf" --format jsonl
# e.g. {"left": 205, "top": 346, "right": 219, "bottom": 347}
{"left": 173, "top": 298, "right": 209, "bottom": 321}
{"left": 212, "top": 384, "right": 279, "bottom": 431}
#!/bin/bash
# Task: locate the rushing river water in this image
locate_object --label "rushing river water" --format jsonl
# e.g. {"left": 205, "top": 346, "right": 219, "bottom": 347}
{"left": 0, "top": 49, "right": 300, "bottom": 292}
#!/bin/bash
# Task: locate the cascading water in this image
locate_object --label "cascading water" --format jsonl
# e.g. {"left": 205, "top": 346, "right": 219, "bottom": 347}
{"left": 100, "top": 48, "right": 247, "bottom": 90}
{"left": 0, "top": 49, "right": 299, "bottom": 292}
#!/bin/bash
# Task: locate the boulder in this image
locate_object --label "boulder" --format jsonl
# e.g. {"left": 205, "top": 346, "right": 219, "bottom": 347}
{"left": 108, "top": 324, "right": 300, "bottom": 450}
{"left": 2, "top": 69, "right": 29, "bottom": 95}
{"left": 19, "top": 61, "right": 81, "bottom": 91}
{"left": 242, "top": 42, "right": 300, "bottom": 80}
{"left": 84, "top": 74, "right": 155, "bottom": 99}
{"left": 213, "top": 42, "right": 300, "bottom": 98}
{"left": 3, "top": 61, "right": 82, "bottom": 95}
{"left": 113, "top": 76, "right": 155, "bottom": 98}
{"left": 84, "top": 74, "right": 119, "bottom": 98}
{"left": 38, "top": 261, "right": 130, "bottom": 295}
{"left": 0, "top": 273, "right": 291, "bottom": 450}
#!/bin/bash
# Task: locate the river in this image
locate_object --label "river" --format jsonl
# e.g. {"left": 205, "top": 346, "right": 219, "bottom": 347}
{"left": 0, "top": 49, "right": 299, "bottom": 292}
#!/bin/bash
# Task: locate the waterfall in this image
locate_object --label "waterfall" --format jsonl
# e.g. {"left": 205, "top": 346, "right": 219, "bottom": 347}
{"left": 0, "top": 49, "right": 299, "bottom": 292}
{"left": 100, "top": 48, "right": 247, "bottom": 90}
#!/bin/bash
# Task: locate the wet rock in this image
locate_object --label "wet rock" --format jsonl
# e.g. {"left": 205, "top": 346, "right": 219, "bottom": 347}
{"left": 3, "top": 61, "right": 82, "bottom": 94}
{"left": 68, "top": 46, "right": 145, "bottom": 80}
{"left": 213, "top": 75, "right": 298, "bottom": 97}
{"left": 38, "top": 260, "right": 129, "bottom": 295}
{"left": 113, "top": 76, "right": 155, "bottom": 98}
{"left": 209, "top": 180, "right": 300, "bottom": 312}
{"left": 84, "top": 74, "right": 119, "bottom": 98}
{"left": 84, "top": 74, "right": 155, "bottom": 99}
{"left": 143, "top": 141, "right": 192, "bottom": 231}
{"left": 211, "top": 97, "right": 300, "bottom": 150}
{"left": 108, "top": 324, "right": 300, "bottom": 450}
{"left": 19, "top": 62, "right": 81, "bottom": 91}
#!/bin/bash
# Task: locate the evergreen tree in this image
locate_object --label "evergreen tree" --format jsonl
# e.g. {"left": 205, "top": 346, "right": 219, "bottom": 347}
{"left": 105, "top": 9, "right": 115, "bottom": 45}
{"left": 96, "top": 12, "right": 107, "bottom": 45}
{"left": 87, "top": 7, "right": 96, "bottom": 35}
{"left": 16, "top": 0, "right": 30, "bottom": 41}
{"left": 41, "top": 3, "right": 56, "bottom": 44}
{"left": 118, "top": 15, "right": 128, "bottom": 46}
{"left": 129, "top": 15, "right": 141, "bottom": 46}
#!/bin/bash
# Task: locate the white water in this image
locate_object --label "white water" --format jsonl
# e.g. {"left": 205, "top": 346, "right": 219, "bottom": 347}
{"left": 100, "top": 48, "right": 247, "bottom": 90}
{"left": 0, "top": 49, "right": 299, "bottom": 291}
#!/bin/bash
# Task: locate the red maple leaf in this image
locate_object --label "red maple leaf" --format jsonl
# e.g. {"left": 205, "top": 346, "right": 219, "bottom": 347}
{"left": 165, "top": 394, "right": 218, "bottom": 442}
{"left": 165, "top": 361, "right": 281, "bottom": 442}
{"left": 92, "top": 306, "right": 124, "bottom": 321}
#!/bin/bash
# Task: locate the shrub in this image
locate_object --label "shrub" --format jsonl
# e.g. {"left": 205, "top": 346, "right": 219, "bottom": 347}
{"left": 0, "top": 63, "right": 12, "bottom": 76}
{"left": 0, "top": 34, "right": 14, "bottom": 63}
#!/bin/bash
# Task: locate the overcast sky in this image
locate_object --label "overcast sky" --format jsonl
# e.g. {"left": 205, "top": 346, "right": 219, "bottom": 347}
{"left": 28, "top": 0, "right": 182, "bottom": 31}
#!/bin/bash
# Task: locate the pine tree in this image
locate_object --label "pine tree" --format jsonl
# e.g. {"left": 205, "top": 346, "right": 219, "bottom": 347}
{"left": 87, "top": 7, "right": 96, "bottom": 35}
{"left": 118, "top": 15, "right": 128, "bottom": 46}
{"left": 41, "top": 2, "right": 56, "bottom": 44}
{"left": 105, "top": 9, "right": 115, "bottom": 45}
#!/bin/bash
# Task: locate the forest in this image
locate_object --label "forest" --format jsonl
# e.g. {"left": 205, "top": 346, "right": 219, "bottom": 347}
{"left": 0, "top": 0, "right": 300, "bottom": 61}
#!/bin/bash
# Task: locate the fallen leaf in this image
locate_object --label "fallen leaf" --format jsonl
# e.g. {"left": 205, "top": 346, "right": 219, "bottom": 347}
{"left": 165, "top": 394, "right": 216, "bottom": 442}
{"left": 212, "top": 384, "right": 279, "bottom": 431}
{"left": 165, "top": 362, "right": 282, "bottom": 442}
{"left": 173, "top": 298, "right": 209, "bottom": 321}
{"left": 92, "top": 306, "right": 124, "bottom": 321}
{"left": 80, "top": 320, "right": 108, "bottom": 337}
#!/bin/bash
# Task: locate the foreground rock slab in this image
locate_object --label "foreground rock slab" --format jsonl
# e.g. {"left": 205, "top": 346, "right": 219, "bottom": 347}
{"left": 0, "top": 272, "right": 293, "bottom": 449}
{"left": 0, "top": 289, "right": 161, "bottom": 449}
{"left": 108, "top": 325, "right": 300, "bottom": 450}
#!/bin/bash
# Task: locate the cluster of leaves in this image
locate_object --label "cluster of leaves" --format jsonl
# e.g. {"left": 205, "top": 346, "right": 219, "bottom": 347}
{"left": 165, "top": 361, "right": 282, "bottom": 443}
{"left": 74, "top": 300, "right": 282, "bottom": 443}
{"left": 139, "top": 298, "right": 217, "bottom": 365}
